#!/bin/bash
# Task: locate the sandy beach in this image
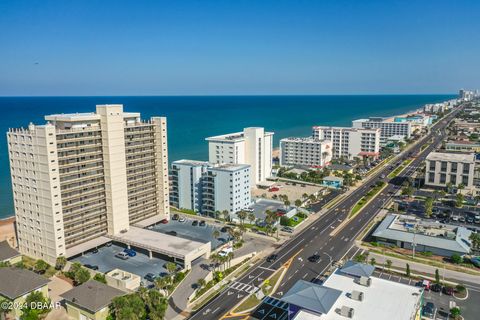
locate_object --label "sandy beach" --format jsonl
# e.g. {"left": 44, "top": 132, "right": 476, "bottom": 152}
{"left": 0, "top": 216, "right": 17, "bottom": 248}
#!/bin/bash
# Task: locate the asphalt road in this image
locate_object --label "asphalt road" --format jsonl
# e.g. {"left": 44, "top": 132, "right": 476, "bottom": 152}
{"left": 189, "top": 107, "right": 461, "bottom": 320}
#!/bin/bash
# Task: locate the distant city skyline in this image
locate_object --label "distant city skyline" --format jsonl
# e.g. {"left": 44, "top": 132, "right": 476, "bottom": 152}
{"left": 1, "top": 0, "right": 479, "bottom": 96}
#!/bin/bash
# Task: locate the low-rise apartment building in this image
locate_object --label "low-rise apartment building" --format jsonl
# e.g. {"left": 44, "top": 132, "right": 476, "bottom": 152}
{"left": 424, "top": 152, "right": 475, "bottom": 190}
{"left": 7, "top": 105, "right": 170, "bottom": 264}
{"left": 279, "top": 137, "right": 332, "bottom": 167}
{"left": 312, "top": 126, "right": 380, "bottom": 159}
{"left": 352, "top": 117, "right": 412, "bottom": 144}
{"left": 206, "top": 127, "right": 273, "bottom": 185}
{"left": 445, "top": 140, "right": 480, "bottom": 153}
{"left": 170, "top": 160, "right": 251, "bottom": 217}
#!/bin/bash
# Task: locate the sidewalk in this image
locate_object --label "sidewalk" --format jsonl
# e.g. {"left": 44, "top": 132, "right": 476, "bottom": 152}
{"left": 368, "top": 251, "right": 480, "bottom": 285}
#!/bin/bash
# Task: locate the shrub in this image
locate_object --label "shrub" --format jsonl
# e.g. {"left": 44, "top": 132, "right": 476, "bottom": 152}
{"left": 93, "top": 273, "right": 107, "bottom": 284}
{"left": 451, "top": 254, "right": 463, "bottom": 264}
{"left": 456, "top": 284, "right": 466, "bottom": 293}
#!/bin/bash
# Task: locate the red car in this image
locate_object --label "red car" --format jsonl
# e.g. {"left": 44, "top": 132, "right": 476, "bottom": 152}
{"left": 160, "top": 219, "right": 169, "bottom": 224}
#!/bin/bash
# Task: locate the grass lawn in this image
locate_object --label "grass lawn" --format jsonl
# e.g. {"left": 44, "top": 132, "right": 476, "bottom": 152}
{"left": 350, "top": 182, "right": 386, "bottom": 217}
{"left": 233, "top": 294, "right": 261, "bottom": 314}
{"left": 387, "top": 159, "right": 412, "bottom": 179}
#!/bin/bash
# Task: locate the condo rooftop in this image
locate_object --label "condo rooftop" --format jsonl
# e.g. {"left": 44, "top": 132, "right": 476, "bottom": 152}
{"left": 426, "top": 151, "right": 475, "bottom": 162}
{"left": 206, "top": 127, "right": 274, "bottom": 142}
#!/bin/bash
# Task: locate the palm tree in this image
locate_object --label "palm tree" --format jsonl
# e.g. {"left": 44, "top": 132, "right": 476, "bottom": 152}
{"left": 222, "top": 210, "right": 230, "bottom": 222}
{"left": 248, "top": 213, "right": 256, "bottom": 225}
{"left": 237, "top": 210, "right": 247, "bottom": 225}
{"left": 165, "top": 262, "right": 177, "bottom": 275}
{"left": 214, "top": 210, "right": 221, "bottom": 220}
{"left": 386, "top": 259, "right": 393, "bottom": 271}
{"left": 227, "top": 252, "right": 234, "bottom": 269}
{"left": 212, "top": 229, "right": 220, "bottom": 240}
{"left": 294, "top": 199, "right": 302, "bottom": 207}
{"left": 302, "top": 193, "right": 309, "bottom": 200}
{"left": 155, "top": 276, "right": 171, "bottom": 294}
{"left": 284, "top": 199, "right": 291, "bottom": 208}
{"left": 196, "top": 278, "right": 207, "bottom": 290}
{"left": 370, "top": 258, "right": 376, "bottom": 266}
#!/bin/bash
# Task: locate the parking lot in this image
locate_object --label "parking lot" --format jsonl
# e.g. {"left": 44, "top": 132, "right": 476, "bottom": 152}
{"left": 373, "top": 269, "right": 479, "bottom": 320}
{"left": 252, "top": 181, "right": 323, "bottom": 203}
{"left": 72, "top": 243, "right": 170, "bottom": 284}
{"left": 150, "top": 217, "right": 229, "bottom": 249}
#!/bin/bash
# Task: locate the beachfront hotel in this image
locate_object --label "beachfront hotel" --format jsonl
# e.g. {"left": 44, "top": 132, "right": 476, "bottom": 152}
{"left": 7, "top": 105, "right": 170, "bottom": 264}
{"left": 312, "top": 126, "right": 381, "bottom": 159}
{"left": 170, "top": 160, "right": 251, "bottom": 217}
{"left": 352, "top": 117, "right": 412, "bottom": 144}
{"left": 206, "top": 127, "right": 273, "bottom": 185}
{"left": 279, "top": 137, "right": 332, "bottom": 167}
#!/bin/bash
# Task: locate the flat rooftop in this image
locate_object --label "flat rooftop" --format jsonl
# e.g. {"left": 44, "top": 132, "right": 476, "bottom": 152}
{"left": 45, "top": 111, "right": 141, "bottom": 122}
{"left": 426, "top": 151, "right": 475, "bottom": 162}
{"left": 111, "top": 226, "right": 210, "bottom": 259}
{"left": 373, "top": 214, "right": 472, "bottom": 254}
{"left": 206, "top": 127, "right": 274, "bottom": 142}
{"left": 281, "top": 137, "right": 329, "bottom": 143}
{"left": 209, "top": 163, "right": 250, "bottom": 172}
{"left": 172, "top": 159, "right": 210, "bottom": 167}
{"left": 293, "top": 270, "right": 423, "bottom": 320}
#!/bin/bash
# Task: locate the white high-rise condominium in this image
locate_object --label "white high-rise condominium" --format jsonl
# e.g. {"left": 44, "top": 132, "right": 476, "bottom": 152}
{"left": 7, "top": 105, "right": 169, "bottom": 264}
{"left": 352, "top": 117, "right": 411, "bottom": 144}
{"left": 312, "top": 126, "right": 380, "bottom": 159}
{"left": 170, "top": 160, "right": 251, "bottom": 217}
{"left": 206, "top": 127, "right": 273, "bottom": 185}
{"left": 279, "top": 137, "right": 332, "bottom": 167}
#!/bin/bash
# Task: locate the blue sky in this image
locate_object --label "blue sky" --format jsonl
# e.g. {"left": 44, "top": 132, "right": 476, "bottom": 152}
{"left": 0, "top": 0, "right": 478, "bottom": 96}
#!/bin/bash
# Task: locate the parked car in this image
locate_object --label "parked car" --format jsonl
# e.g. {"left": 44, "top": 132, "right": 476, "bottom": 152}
{"left": 442, "top": 286, "right": 454, "bottom": 295}
{"left": 221, "top": 226, "right": 231, "bottom": 233}
{"left": 219, "top": 246, "right": 233, "bottom": 257}
{"left": 84, "top": 264, "right": 99, "bottom": 271}
{"left": 179, "top": 216, "right": 186, "bottom": 223}
{"left": 192, "top": 220, "right": 199, "bottom": 226}
{"left": 267, "top": 254, "right": 278, "bottom": 263}
{"left": 199, "top": 220, "right": 206, "bottom": 227}
{"left": 115, "top": 252, "right": 129, "bottom": 260}
{"left": 430, "top": 283, "right": 442, "bottom": 292}
{"left": 91, "top": 248, "right": 99, "bottom": 254}
{"left": 105, "top": 242, "right": 113, "bottom": 247}
{"left": 308, "top": 254, "right": 321, "bottom": 263}
{"left": 123, "top": 248, "right": 137, "bottom": 257}
{"left": 160, "top": 219, "right": 169, "bottom": 224}
{"left": 422, "top": 302, "right": 436, "bottom": 318}
{"left": 166, "top": 230, "right": 177, "bottom": 236}
{"left": 144, "top": 273, "right": 157, "bottom": 282}
{"left": 281, "top": 226, "right": 294, "bottom": 233}
{"left": 172, "top": 214, "right": 179, "bottom": 220}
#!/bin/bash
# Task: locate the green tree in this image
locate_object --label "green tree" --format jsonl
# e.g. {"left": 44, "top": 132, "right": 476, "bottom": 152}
{"left": 248, "top": 213, "right": 256, "bottom": 225}
{"left": 0, "top": 295, "right": 11, "bottom": 320}
{"left": 34, "top": 259, "right": 49, "bottom": 274}
{"left": 386, "top": 259, "right": 392, "bottom": 271}
{"left": 469, "top": 233, "right": 480, "bottom": 250}
{"left": 212, "top": 229, "right": 220, "bottom": 240}
{"left": 435, "top": 269, "right": 440, "bottom": 284}
{"left": 236, "top": 210, "right": 247, "bottom": 225}
{"left": 450, "top": 307, "right": 461, "bottom": 320}
{"left": 196, "top": 278, "right": 207, "bottom": 289}
{"left": 165, "top": 262, "right": 177, "bottom": 275}
{"left": 406, "top": 263, "right": 411, "bottom": 277}
{"left": 455, "top": 193, "right": 464, "bottom": 208}
{"left": 66, "top": 262, "right": 82, "bottom": 279}
{"left": 369, "top": 258, "right": 376, "bottom": 266}
{"left": 294, "top": 199, "right": 302, "bottom": 207}
{"left": 154, "top": 276, "right": 171, "bottom": 294}
{"left": 55, "top": 256, "right": 67, "bottom": 271}
{"left": 424, "top": 197, "right": 434, "bottom": 218}
{"left": 20, "top": 291, "right": 51, "bottom": 320}
{"left": 145, "top": 289, "right": 167, "bottom": 320}
{"left": 451, "top": 254, "right": 463, "bottom": 264}
{"left": 111, "top": 294, "right": 146, "bottom": 320}
{"left": 93, "top": 273, "right": 107, "bottom": 284}
{"left": 74, "top": 267, "right": 91, "bottom": 285}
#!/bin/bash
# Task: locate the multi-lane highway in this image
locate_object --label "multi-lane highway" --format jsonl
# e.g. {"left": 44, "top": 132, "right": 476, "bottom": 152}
{"left": 189, "top": 107, "right": 461, "bottom": 320}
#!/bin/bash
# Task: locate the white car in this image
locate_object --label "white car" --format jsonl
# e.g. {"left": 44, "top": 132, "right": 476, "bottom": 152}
{"left": 178, "top": 217, "right": 186, "bottom": 223}
{"left": 218, "top": 246, "right": 233, "bottom": 257}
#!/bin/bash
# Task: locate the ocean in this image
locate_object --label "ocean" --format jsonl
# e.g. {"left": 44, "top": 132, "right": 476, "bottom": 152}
{"left": 0, "top": 94, "right": 454, "bottom": 219}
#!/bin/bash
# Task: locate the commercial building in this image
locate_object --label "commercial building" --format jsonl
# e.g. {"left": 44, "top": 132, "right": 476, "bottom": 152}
{"left": 61, "top": 280, "right": 125, "bottom": 320}
{"left": 372, "top": 214, "right": 472, "bottom": 256}
{"left": 7, "top": 105, "right": 170, "bottom": 264}
{"left": 312, "top": 126, "right": 380, "bottom": 159}
{"left": 424, "top": 152, "right": 475, "bottom": 190}
{"left": 445, "top": 140, "right": 480, "bottom": 153}
{"left": 394, "top": 114, "right": 432, "bottom": 127}
{"left": 282, "top": 261, "right": 423, "bottom": 320}
{"left": 0, "top": 267, "right": 50, "bottom": 319}
{"left": 279, "top": 137, "right": 332, "bottom": 167}
{"left": 459, "top": 89, "right": 475, "bottom": 101}
{"left": 171, "top": 160, "right": 251, "bottom": 217}
{"left": 206, "top": 127, "right": 273, "bottom": 185}
{"left": 352, "top": 117, "right": 412, "bottom": 144}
